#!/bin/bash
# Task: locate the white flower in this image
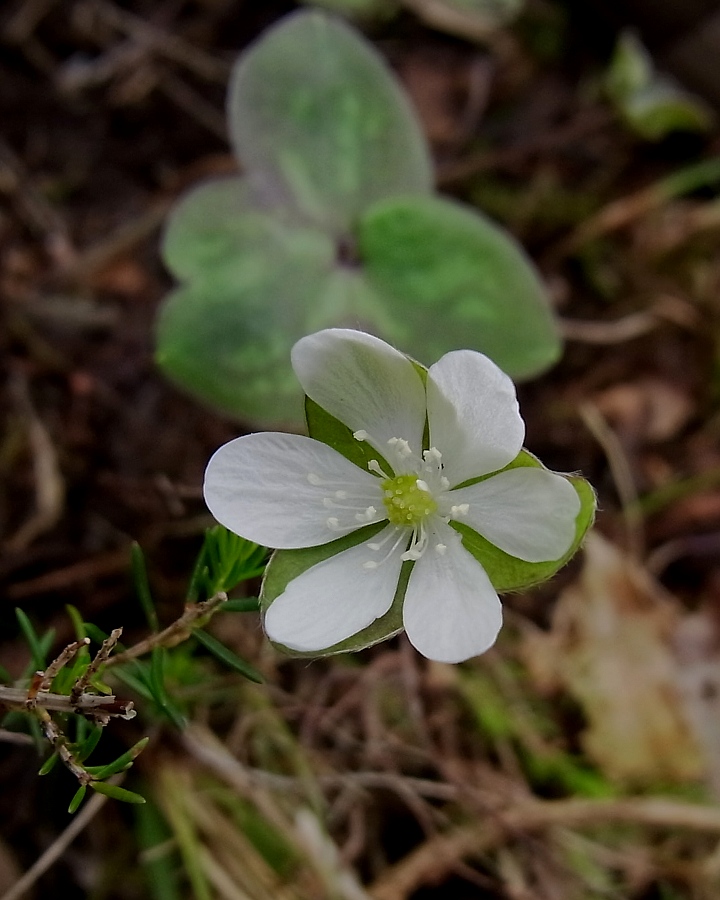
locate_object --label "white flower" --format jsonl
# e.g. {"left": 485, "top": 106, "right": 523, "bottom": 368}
{"left": 204, "top": 329, "right": 581, "bottom": 663}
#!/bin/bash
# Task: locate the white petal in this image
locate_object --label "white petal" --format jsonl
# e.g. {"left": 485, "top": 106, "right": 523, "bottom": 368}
{"left": 427, "top": 350, "right": 525, "bottom": 487}
{"left": 402, "top": 525, "right": 502, "bottom": 663}
{"left": 263, "top": 525, "right": 404, "bottom": 651}
{"left": 446, "top": 467, "right": 581, "bottom": 562}
{"left": 204, "top": 432, "right": 384, "bottom": 548}
{"left": 291, "top": 329, "right": 426, "bottom": 459}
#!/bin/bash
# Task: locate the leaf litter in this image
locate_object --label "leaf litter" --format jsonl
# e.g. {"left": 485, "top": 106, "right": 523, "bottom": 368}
{"left": 3, "top": 1, "right": 720, "bottom": 898}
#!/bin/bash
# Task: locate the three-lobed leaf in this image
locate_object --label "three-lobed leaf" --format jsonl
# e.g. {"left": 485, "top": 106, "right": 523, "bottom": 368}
{"left": 157, "top": 10, "right": 565, "bottom": 426}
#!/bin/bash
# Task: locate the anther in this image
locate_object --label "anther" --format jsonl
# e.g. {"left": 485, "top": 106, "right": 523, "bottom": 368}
{"left": 450, "top": 503, "right": 469, "bottom": 517}
{"left": 368, "top": 459, "right": 385, "bottom": 476}
{"left": 435, "top": 543, "right": 448, "bottom": 555}
{"left": 388, "top": 437, "right": 412, "bottom": 458}
{"left": 353, "top": 430, "right": 369, "bottom": 441}
{"left": 355, "top": 506, "right": 377, "bottom": 523}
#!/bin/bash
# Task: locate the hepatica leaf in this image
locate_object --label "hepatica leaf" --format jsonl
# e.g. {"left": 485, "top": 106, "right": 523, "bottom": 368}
{"left": 157, "top": 177, "right": 338, "bottom": 424}
{"left": 605, "top": 31, "right": 714, "bottom": 141}
{"left": 228, "top": 10, "right": 432, "bottom": 234}
{"left": 157, "top": 9, "right": 564, "bottom": 425}
{"left": 359, "top": 194, "right": 561, "bottom": 379}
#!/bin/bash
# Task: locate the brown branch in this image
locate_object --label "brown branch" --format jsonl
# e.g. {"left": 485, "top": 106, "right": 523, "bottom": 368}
{"left": 103, "top": 592, "right": 228, "bottom": 668}
{"left": 369, "top": 797, "right": 720, "bottom": 900}
{"left": 0, "top": 685, "right": 136, "bottom": 720}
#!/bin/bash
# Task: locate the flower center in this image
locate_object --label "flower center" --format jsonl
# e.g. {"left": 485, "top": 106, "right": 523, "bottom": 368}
{"left": 381, "top": 474, "right": 437, "bottom": 528}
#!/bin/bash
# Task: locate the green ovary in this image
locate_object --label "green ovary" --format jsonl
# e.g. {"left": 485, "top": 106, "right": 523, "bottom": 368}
{"left": 381, "top": 474, "right": 437, "bottom": 527}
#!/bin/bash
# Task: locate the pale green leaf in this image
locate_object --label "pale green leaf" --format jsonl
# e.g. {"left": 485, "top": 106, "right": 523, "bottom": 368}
{"left": 227, "top": 10, "right": 432, "bottom": 234}
{"left": 299, "top": 0, "right": 399, "bottom": 20}
{"left": 606, "top": 32, "right": 713, "bottom": 140}
{"left": 359, "top": 194, "right": 562, "bottom": 379}
{"left": 156, "top": 191, "right": 337, "bottom": 425}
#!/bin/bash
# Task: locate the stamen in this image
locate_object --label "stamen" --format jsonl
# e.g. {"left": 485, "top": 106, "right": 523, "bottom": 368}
{"left": 440, "top": 476, "right": 450, "bottom": 490}
{"left": 368, "top": 459, "right": 386, "bottom": 477}
{"left": 388, "top": 437, "right": 412, "bottom": 458}
{"left": 416, "top": 479, "right": 430, "bottom": 492}
{"left": 355, "top": 506, "right": 377, "bottom": 523}
{"left": 363, "top": 529, "right": 408, "bottom": 570}
{"left": 401, "top": 523, "right": 429, "bottom": 561}
{"left": 435, "top": 543, "right": 447, "bottom": 555}
{"left": 423, "top": 448, "right": 442, "bottom": 464}
{"left": 450, "top": 503, "right": 469, "bottom": 517}
{"left": 353, "top": 430, "right": 369, "bottom": 441}
{"left": 367, "top": 530, "right": 397, "bottom": 552}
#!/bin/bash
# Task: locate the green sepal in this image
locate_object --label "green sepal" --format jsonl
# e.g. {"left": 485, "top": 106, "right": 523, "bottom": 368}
{"left": 450, "top": 450, "right": 596, "bottom": 592}
{"left": 260, "top": 523, "right": 410, "bottom": 657}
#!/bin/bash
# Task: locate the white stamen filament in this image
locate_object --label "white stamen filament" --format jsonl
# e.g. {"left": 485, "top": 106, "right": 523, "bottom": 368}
{"left": 401, "top": 523, "right": 430, "bottom": 561}
{"left": 363, "top": 528, "right": 408, "bottom": 569}
{"left": 367, "top": 459, "right": 387, "bottom": 477}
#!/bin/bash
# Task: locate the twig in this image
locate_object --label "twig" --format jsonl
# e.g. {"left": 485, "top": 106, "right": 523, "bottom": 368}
{"left": 84, "top": 0, "right": 230, "bottom": 83}
{"left": 7, "top": 549, "right": 130, "bottom": 600}
{"left": 0, "top": 138, "right": 75, "bottom": 266}
{"left": 579, "top": 401, "right": 644, "bottom": 560}
{"left": 103, "top": 592, "right": 228, "bottom": 668}
{"left": 71, "top": 628, "right": 123, "bottom": 702}
{"left": 36, "top": 707, "right": 92, "bottom": 784}
{"left": 0, "top": 789, "right": 109, "bottom": 900}
{"left": 5, "top": 373, "right": 65, "bottom": 553}
{"left": 552, "top": 155, "right": 720, "bottom": 257}
{"left": 58, "top": 199, "right": 171, "bottom": 284}
{"left": 0, "top": 685, "right": 135, "bottom": 719}
{"left": 35, "top": 639, "right": 90, "bottom": 696}
{"left": 160, "top": 74, "right": 227, "bottom": 140}
{"left": 369, "top": 796, "right": 720, "bottom": 900}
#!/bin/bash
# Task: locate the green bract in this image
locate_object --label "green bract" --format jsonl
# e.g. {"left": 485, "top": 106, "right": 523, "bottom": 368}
{"left": 157, "top": 10, "right": 562, "bottom": 426}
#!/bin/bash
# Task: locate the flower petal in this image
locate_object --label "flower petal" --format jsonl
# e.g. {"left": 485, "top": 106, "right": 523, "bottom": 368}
{"left": 291, "top": 329, "right": 426, "bottom": 458}
{"left": 204, "top": 432, "right": 384, "bottom": 548}
{"left": 263, "top": 525, "right": 404, "bottom": 651}
{"left": 446, "top": 467, "right": 581, "bottom": 562}
{"left": 427, "top": 350, "right": 524, "bottom": 486}
{"left": 402, "top": 525, "right": 502, "bottom": 663}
